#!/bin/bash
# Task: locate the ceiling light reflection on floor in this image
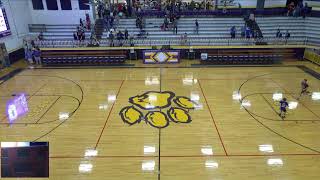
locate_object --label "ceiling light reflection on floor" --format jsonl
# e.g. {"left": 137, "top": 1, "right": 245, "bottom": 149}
{"left": 59, "top": 112, "right": 69, "bottom": 120}
{"left": 108, "top": 94, "right": 117, "bottom": 103}
{"left": 201, "top": 146, "right": 213, "bottom": 155}
{"left": 272, "top": 93, "right": 283, "bottom": 101}
{"left": 142, "top": 160, "right": 155, "bottom": 171}
{"left": 98, "top": 103, "right": 108, "bottom": 110}
{"left": 312, "top": 92, "right": 320, "bottom": 100}
{"left": 144, "top": 146, "right": 156, "bottom": 155}
{"left": 259, "top": 144, "right": 274, "bottom": 153}
{"left": 232, "top": 91, "right": 242, "bottom": 100}
{"left": 79, "top": 162, "right": 93, "bottom": 173}
{"left": 205, "top": 160, "right": 219, "bottom": 169}
{"left": 84, "top": 149, "right": 98, "bottom": 157}
{"left": 267, "top": 158, "right": 283, "bottom": 167}
{"left": 288, "top": 101, "right": 298, "bottom": 110}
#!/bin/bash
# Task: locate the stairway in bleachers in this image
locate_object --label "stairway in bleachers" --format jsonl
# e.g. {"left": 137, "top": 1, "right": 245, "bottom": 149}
{"left": 94, "top": 19, "right": 104, "bottom": 40}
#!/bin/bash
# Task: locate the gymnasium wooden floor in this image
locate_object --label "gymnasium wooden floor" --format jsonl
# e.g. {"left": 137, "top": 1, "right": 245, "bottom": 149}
{"left": 0, "top": 63, "right": 320, "bottom": 179}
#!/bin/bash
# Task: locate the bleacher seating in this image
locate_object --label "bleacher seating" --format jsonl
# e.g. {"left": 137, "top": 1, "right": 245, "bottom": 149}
{"left": 201, "top": 48, "right": 300, "bottom": 65}
{"left": 41, "top": 50, "right": 127, "bottom": 66}
{"left": 29, "top": 16, "right": 320, "bottom": 46}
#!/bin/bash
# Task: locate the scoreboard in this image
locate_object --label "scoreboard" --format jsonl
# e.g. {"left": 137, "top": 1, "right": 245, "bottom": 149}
{"left": 0, "top": 7, "right": 11, "bottom": 38}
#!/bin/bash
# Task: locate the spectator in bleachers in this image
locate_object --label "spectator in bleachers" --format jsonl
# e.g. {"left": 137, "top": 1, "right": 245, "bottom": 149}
{"left": 129, "top": 33, "right": 134, "bottom": 46}
{"left": 302, "top": 2, "right": 309, "bottom": 18}
{"left": 173, "top": 19, "right": 178, "bottom": 34}
{"left": 276, "top": 28, "right": 281, "bottom": 38}
{"left": 230, "top": 26, "right": 236, "bottom": 39}
{"left": 38, "top": 31, "right": 44, "bottom": 41}
{"left": 241, "top": 26, "right": 245, "bottom": 38}
{"left": 115, "top": 14, "right": 120, "bottom": 27}
{"left": 86, "top": 13, "right": 91, "bottom": 30}
{"left": 287, "top": 2, "right": 295, "bottom": 16}
{"left": 245, "top": 26, "right": 251, "bottom": 39}
{"left": 80, "top": 18, "right": 84, "bottom": 27}
{"left": 195, "top": 19, "right": 199, "bottom": 34}
{"left": 125, "top": 29, "right": 129, "bottom": 40}
{"left": 73, "top": 32, "right": 78, "bottom": 40}
{"left": 285, "top": 30, "right": 290, "bottom": 39}
{"left": 109, "top": 31, "right": 114, "bottom": 47}
{"left": 164, "top": 16, "right": 169, "bottom": 30}
{"left": 285, "top": 30, "right": 290, "bottom": 44}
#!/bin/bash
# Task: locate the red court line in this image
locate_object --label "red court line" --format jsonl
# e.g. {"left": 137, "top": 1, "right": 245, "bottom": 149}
{"left": 198, "top": 80, "right": 228, "bottom": 156}
{"left": 94, "top": 80, "right": 125, "bottom": 149}
{"left": 48, "top": 153, "right": 320, "bottom": 159}
{"left": 269, "top": 78, "right": 320, "bottom": 120}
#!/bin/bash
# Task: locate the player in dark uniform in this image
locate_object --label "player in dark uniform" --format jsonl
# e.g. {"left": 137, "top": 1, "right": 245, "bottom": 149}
{"left": 279, "top": 98, "right": 289, "bottom": 119}
{"left": 298, "top": 79, "right": 310, "bottom": 99}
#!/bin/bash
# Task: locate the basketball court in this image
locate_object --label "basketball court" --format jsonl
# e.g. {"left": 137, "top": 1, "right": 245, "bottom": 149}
{"left": 0, "top": 63, "right": 320, "bottom": 179}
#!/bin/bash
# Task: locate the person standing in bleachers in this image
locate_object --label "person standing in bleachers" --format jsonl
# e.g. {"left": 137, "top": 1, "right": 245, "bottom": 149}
{"left": 285, "top": 30, "right": 290, "bottom": 44}
{"left": 124, "top": 29, "right": 129, "bottom": 40}
{"left": 86, "top": 13, "right": 91, "bottom": 30}
{"left": 173, "top": 19, "right": 178, "bottom": 34}
{"left": 276, "top": 28, "right": 281, "bottom": 38}
{"left": 195, "top": 19, "right": 199, "bottom": 35}
{"left": 230, "top": 26, "right": 236, "bottom": 39}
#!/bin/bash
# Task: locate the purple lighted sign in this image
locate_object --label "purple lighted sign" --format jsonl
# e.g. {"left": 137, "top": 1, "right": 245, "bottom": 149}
{"left": 6, "top": 94, "right": 29, "bottom": 122}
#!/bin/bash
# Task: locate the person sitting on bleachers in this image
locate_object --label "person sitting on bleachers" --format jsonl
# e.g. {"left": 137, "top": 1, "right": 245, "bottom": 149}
{"left": 73, "top": 32, "right": 78, "bottom": 40}
{"left": 38, "top": 31, "right": 44, "bottom": 41}
{"left": 245, "top": 26, "right": 251, "bottom": 39}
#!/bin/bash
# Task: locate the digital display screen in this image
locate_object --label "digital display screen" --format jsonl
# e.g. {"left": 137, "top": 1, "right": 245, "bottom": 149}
{"left": 6, "top": 94, "right": 29, "bottom": 123}
{"left": 0, "top": 7, "right": 11, "bottom": 38}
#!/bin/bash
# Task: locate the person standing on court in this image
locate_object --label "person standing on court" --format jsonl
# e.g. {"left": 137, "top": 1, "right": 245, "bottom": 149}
{"left": 195, "top": 19, "right": 199, "bottom": 34}
{"left": 279, "top": 98, "right": 289, "bottom": 119}
{"left": 298, "top": 79, "right": 310, "bottom": 99}
{"left": 33, "top": 47, "right": 42, "bottom": 65}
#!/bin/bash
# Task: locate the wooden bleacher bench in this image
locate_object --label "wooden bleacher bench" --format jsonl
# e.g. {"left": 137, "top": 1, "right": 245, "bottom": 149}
{"left": 41, "top": 49, "right": 127, "bottom": 66}
{"left": 201, "top": 48, "right": 297, "bottom": 65}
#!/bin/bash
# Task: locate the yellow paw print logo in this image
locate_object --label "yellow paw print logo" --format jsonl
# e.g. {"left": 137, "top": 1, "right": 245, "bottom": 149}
{"left": 119, "top": 91, "right": 197, "bottom": 128}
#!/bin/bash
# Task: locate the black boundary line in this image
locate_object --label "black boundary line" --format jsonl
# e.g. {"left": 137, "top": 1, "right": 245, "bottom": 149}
{"left": 241, "top": 93, "right": 320, "bottom": 122}
{"left": 16, "top": 74, "right": 85, "bottom": 142}
{"left": 0, "top": 68, "right": 24, "bottom": 86}
{"left": 238, "top": 72, "right": 320, "bottom": 154}
{"left": 269, "top": 78, "right": 320, "bottom": 120}
{"left": 0, "top": 95, "right": 80, "bottom": 125}
{"left": 35, "top": 96, "right": 61, "bottom": 124}
{"left": 297, "top": 65, "right": 320, "bottom": 80}
{"left": 158, "top": 67, "right": 162, "bottom": 180}
{"left": 260, "top": 94, "right": 284, "bottom": 120}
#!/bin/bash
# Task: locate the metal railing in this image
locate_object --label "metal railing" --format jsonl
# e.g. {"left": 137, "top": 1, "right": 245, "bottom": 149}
{"left": 34, "top": 37, "right": 314, "bottom": 48}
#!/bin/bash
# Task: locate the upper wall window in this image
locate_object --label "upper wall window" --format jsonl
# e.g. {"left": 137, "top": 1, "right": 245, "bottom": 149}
{"left": 79, "top": 0, "right": 90, "bottom": 10}
{"left": 46, "top": 0, "right": 58, "bottom": 10}
{"left": 60, "top": 0, "right": 72, "bottom": 10}
{"left": 32, "top": 0, "right": 44, "bottom": 10}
